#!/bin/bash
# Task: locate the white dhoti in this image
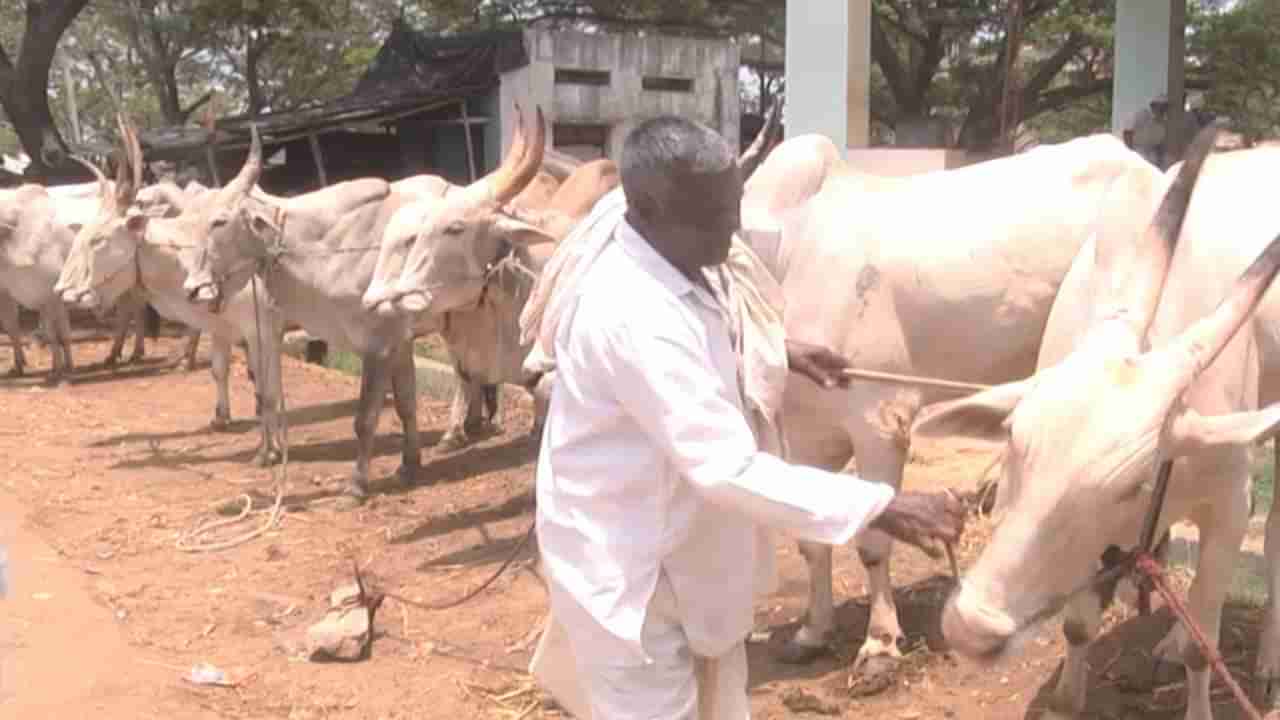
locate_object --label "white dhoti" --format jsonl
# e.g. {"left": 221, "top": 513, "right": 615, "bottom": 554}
{"left": 530, "top": 572, "right": 749, "bottom": 720}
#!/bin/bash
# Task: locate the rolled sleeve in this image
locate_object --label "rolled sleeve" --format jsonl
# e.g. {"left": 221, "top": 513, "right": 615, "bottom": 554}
{"left": 581, "top": 311, "right": 894, "bottom": 546}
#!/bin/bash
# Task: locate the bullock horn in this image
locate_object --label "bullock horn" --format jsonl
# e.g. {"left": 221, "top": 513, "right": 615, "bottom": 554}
{"left": 1166, "top": 228, "right": 1280, "bottom": 384}
{"left": 70, "top": 155, "right": 112, "bottom": 206}
{"left": 472, "top": 100, "right": 528, "bottom": 196}
{"left": 222, "top": 122, "right": 262, "bottom": 200}
{"left": 113, "top": 114, "right": 144, "bottom": 209}
{"left": 739, "top": 98, "right": 783, "bottom": 182}
{"left": 494, "top": 106, "right": 546, "bottom": 204}
{"left": 1092, "top": 124, "right": 1218, "bottom": 344}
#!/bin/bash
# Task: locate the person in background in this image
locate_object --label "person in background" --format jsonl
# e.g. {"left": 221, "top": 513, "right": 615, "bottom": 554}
{"left": 1122, "top": 92, "right": 1170, "bottom": 168}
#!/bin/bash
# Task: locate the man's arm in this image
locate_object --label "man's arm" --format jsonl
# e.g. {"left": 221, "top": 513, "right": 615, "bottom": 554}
{"left": 583, "top": 312, "right": 892, "bottom": 546}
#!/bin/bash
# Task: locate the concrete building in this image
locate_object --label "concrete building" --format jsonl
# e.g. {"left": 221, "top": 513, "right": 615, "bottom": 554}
{"left": 787, "top": 0, "right": 1190, "bottom": 175}
{"left": 127, "top": 23, "right": 739, "bottom": 193}
{"left": 493, "top": 28, "right": 740, "bottom": 166}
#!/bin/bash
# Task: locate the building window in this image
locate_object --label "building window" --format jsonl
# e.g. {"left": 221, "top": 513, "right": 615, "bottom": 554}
{"left": 642, "top": 76, "right": 694, "bottom": 93}
{"left": 554, "top": 123, "right": 609, "bottom": 161}
{"left": 555, "top": 68, "right": 611, "bottom": 86}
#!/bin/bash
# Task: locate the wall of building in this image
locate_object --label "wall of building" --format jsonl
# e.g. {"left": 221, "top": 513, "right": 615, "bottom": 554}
{"left": 495, "top": 29, "right": 739, "bottom": 169}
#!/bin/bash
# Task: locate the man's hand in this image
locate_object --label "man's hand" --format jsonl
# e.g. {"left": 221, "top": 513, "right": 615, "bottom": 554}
{"left": 786, "top": 340, "right": 851, "bottom": 390}
{"left": 869, "top": 490, "right": 967, "bottom": 560}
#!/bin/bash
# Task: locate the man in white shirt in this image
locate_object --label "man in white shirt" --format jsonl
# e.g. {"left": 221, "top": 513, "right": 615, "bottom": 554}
{"left": 1122, "top": 93, "right": 1170, "bottom": 168}
{"left": 532, "top": 116, "right": 966, "bottom": 719}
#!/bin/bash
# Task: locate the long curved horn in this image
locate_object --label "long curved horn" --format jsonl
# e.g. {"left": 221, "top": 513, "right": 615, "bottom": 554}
{"left": 114, "top": 113, "right": 143, "bottom": 209}
{"left": 221, "top": 122, "right": 262, "bottom": 200}
{"left": 493, "top": 105, "right": 546, "bottom": 204}
{"left": 470, "top": 100, "right": 528, "bottom": 195}
{"left": 70, "top": 155, "right": 112, "bottom": 208}
{"left": 1091, "top": 124, "right": 1218, "bottom": 344}
{"left": 739, "top": 98, "right": 783, "bottom": 181}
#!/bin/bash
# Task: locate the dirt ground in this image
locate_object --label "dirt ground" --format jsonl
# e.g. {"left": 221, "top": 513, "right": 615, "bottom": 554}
{"left": 0, "top": 327, "right": 1272, "bottom": 719}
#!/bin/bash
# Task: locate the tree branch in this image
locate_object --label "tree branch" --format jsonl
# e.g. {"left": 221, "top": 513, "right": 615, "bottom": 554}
{"left": 870, "top": 11, "right": 914, "bottom": 111}
{"left": 1023, "top": 78, "right": 1113, "bottom": 119}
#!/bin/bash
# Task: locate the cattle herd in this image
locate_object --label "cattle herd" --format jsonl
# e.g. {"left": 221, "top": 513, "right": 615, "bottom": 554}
{"left": 3, "top": 104, "right": 1280, "bottom": 720}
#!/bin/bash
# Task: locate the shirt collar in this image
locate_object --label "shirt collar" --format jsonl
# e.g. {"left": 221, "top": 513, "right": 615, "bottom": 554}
{"left": 616, "top": 219, "right": 696, "bottom": 298}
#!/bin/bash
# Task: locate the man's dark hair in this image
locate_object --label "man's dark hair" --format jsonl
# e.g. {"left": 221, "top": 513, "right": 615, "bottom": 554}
{"left": 619, "top": 116, "right": 735, "bottom": 217}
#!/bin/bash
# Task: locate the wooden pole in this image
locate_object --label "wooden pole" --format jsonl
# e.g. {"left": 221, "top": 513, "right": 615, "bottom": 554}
{"left": 839, "top": 367, "right": 992, "bottom": 395}
{"left": 307, "top": 132, "right": 329, "bottom": 187}
{"left": 460, "top": 99, "right": 477, "bottom": 182}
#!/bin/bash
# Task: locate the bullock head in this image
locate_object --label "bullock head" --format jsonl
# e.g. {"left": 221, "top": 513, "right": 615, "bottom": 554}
{"left": 911, "top": 125, "right": 1280, "bottom": 663}
{"left": 363, "top": 102, "right": 553, "bottom": 317}
{"left": 55, "top": 114, "right": 148, "bottom": 310}
{"left": 181, "top": 124, "right": 268, "bottom": 307}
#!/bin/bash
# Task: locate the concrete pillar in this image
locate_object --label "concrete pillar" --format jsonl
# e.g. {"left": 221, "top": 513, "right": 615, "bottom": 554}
{"left": 784, "top": 0, "right": 870, "bottom": 149}
{"left": 1112, "top": 0, "right": 1185, "bottom": 148}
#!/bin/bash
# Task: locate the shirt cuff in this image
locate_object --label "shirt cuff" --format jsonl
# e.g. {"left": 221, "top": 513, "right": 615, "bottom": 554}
{"left": 828, "top": 479, "right": 896, "bottom": 546}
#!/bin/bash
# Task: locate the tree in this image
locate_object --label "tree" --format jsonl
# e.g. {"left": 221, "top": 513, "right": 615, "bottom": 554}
{"left": 0, "top": 0, "right": 91, "bottom": 177}
{"left": 1189, "top": 0, "right": 1280, "bottom": 146}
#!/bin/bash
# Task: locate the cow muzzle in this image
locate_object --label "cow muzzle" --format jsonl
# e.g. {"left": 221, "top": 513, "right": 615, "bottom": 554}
{"left": 940, "top": 586, "right": 1016, "bottom": 664}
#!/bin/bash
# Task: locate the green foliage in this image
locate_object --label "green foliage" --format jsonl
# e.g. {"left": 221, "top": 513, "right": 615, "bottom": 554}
{"left": 1189, "top": 0, "right": 1280, "bottom": 145}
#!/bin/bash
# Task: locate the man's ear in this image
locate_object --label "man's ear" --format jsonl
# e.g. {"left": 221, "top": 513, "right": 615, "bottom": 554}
{"left": 911, "top": 378, "right": 1033, "bottom": 445}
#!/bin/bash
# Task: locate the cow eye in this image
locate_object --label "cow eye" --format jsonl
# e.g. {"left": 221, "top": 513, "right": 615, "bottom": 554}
{"left": 444, "top": 221, "right": 466, "bottom": 236}
{"left": 211, "top": 216, "right": 228, "bottom": 229}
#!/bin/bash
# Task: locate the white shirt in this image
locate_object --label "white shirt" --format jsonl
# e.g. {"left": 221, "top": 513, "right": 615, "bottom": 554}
{"left": 535, "top": 220, "right": 895, "bottom": 662}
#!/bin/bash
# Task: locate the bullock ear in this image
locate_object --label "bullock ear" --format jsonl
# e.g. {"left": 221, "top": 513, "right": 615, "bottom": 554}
{"left": 1167, "top": 404, "right": 1280, "bottom": 456}
{"left": 493, "top": 213, "right": 556, "bottom": 247}
{"left": 245, "top": 207, "right": 281, "bottom": 241}
{"left": 911, "top": 379, "right": 1032, "bottom": 445}
{"left": 125, "top": 212, "right": 149, "bottom": 236}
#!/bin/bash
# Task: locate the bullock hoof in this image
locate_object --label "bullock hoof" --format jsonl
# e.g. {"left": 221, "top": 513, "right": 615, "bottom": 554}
{"left": 848, "top": 654, "right": 900, "bottom": 697}
{"left": 333, "top": 493, "right": 367, "bottom": 511}
{"left": 185, "top": 357, "right": 199, "bottom": 372}
{"left": 396, "top": 463, "right": 424, "bottom": 487}
{"left": 436, "top": 431, "right": 470, "bottom": 453}
{"left": 253, "top": 447, "right": 281, "bottom": 467}
{"left": 6, "top": 365, "right": 22, "bottom": 378}
{"left": 335, "top": 479, "right": 369, "bottom": 510}
{"left": 104, "top": 354, "right": 121, "bottom": 369}
{"left": 773, "top": 635, "right": 828, "bottom": 665}
{"left": 126, "top": 352, "right": 145, "bottom": 365}
{"left": 210, "top": 413, "right": 233, "bottom": 432}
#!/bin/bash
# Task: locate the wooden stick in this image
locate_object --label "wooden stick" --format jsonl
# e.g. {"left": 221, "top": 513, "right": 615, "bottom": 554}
{"left": 839, "top": 367, "right": 992, "bottom": 394}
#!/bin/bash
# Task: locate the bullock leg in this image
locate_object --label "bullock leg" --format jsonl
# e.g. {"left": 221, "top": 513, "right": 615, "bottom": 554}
{"left": 348, "top": 350, "right": 394, "bottom": 501}
{"left": 848, "top": 434, "right": 911, "bottom": 682}
{"left": 438, "top": 375, "right": 489, "bottom": 452}
{"left": 0, "top": 293, "right": 26, "bottom": 377}
{"left": 242, "top": 321, "right": 284, "bottom": 467}
{"left": 527, "top": 372, "right": 554, "bottom": 442}
{"left": 1172, "top": 484, "right": 1250, "bottom": 720}
{"left": 44, "top": 301, "right": 73, "bottom": 384}
{"left": 179, "top": 329, "right": 201, "bottom": 370}
{"left": 208, "top": 335, "right": 233, "bottom": 431}
{"left": 389, "top": 341, "right": 423, "bottom": 486}
{"left": 1045, "top": 592, "right": 1105, "bottom": 719}
{"left": 103, "top": 293, "right": 138, "bottom": 368}
{"left": 1258, "top": 439, "right": 1280, "bottom": 707}
{"left": 772, "top": 419, "right": 854, "bottom": 664}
